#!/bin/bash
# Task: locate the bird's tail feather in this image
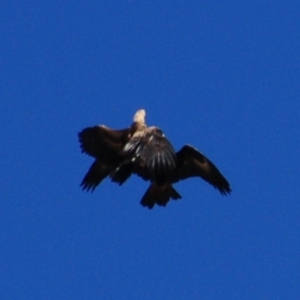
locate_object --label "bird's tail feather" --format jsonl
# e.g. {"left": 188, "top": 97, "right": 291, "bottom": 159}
{"left": 140, "top": 183, "right": 182, "bottom": 209}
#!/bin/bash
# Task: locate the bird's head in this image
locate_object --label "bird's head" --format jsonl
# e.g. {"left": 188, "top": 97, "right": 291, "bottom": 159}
{"left": 133, "top": 109, "right": 146, "bottom": 125}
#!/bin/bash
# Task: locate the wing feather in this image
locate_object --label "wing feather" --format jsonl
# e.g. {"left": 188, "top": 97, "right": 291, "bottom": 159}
{"left": 78, "top": 125, "right": 132, "bottom": 164}
{"left": 171, "top": 145, "right": 231, "bottom": 195}
{"left": 123, "top": 128, "right": 177, "bottom": 183}
{"left": 80, "top": 161, "right": 112, "bottom": 192}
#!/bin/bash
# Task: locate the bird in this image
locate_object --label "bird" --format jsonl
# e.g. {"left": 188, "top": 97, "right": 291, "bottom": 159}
{"left": 78, "top": 109, "right": 231, "bottom": 209}
{"left": 78, "top": 109, "right": 146, "bottom": 192}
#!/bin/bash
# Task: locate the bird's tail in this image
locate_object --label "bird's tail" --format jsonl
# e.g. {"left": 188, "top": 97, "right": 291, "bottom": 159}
{"left": 140, "top": 183, "right": 182, "bottom": 209}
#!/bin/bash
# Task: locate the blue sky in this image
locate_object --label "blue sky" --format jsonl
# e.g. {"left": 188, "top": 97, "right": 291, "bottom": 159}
{"left": 1, "top": 1, "right": 300, "bottom": 299}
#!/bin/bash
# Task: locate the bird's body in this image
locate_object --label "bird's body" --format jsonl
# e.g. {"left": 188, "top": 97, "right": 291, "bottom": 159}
{"left": 78, "top": 109, "right": 231, "bottom": 208}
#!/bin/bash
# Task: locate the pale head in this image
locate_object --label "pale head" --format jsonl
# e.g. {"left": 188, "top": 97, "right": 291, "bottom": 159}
{"left": 133, "top": 109, "right": 146, "bottom": 125}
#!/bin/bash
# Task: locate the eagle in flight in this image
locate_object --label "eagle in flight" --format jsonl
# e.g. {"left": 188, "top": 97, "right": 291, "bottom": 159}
{"left": 78, "top": 109, "right": 231, "bottom": 209}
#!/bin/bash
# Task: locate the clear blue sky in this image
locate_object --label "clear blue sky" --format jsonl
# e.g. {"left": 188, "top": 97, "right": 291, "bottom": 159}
{"left": 1, "top": 1, "right": 300, "bottom": 299}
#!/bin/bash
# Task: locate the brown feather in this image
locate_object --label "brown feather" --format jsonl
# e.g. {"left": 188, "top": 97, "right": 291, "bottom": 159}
{"left": 171, "top": 145, "right": 231, "bottom": 195}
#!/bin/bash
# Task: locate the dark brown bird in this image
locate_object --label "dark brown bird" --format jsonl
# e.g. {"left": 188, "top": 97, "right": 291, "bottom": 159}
{"left": 79, "top": 109, "right": 231, "bottom": 209}
{"left": 78, "top": 109, "right": 146, "bottom": 191}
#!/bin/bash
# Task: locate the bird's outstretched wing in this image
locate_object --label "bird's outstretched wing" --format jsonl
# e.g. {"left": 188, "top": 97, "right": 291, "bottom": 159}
{"left": 171, "top": 145, "right": 231, "bottom": 195}
{"left": 78, "top": 125, "right": 132, "bottom": 164}
{"left": 80, "top": 161, "right": 112, "bottom": 192}
{"left": 79, "top": 125, "right": 133, "bottom": 191}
